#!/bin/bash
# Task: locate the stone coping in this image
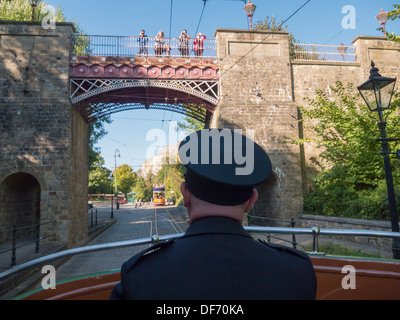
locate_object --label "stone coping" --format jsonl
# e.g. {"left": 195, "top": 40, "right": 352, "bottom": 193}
{"left": 300, "top": 214, "right": 397, "bottom": 230}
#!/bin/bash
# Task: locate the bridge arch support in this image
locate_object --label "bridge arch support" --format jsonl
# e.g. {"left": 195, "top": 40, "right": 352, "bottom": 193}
{"left": 70, "top": 78, "right": 218, "bottom": 123}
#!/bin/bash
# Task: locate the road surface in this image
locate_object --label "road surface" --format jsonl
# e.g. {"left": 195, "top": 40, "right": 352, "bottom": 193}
{"left": 55, "top": 202, "right": 189, "bottom": 283}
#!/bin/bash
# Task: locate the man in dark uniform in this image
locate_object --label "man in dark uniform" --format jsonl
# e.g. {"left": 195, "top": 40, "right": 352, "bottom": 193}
{"left": 110, "top": 129, "right": 317, "bottom": 300}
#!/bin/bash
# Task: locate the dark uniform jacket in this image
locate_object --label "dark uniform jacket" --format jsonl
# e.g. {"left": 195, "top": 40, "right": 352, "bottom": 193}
{"left": 110, "top": 216, "right": 317, "bottom": 300}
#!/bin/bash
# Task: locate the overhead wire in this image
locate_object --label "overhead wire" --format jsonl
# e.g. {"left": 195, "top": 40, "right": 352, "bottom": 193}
{"left": 98, "top": 0, "right": 311, "bottom": 171}
{"left": 323, "top": 0, "right": 386, "bottom": 44}
{"left": 195, "top": 0, "right": 208, "bottom": 35}
{"left": 219, "top": 0, "right": 312, "bottom": 79}
{"left": 169, "top": 0, "right": 173, "bottom": 39}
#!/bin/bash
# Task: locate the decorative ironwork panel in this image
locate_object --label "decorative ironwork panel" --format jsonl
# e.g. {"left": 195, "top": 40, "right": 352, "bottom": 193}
{"left": 70, "top": 79, "right": 218, "bottom": 105}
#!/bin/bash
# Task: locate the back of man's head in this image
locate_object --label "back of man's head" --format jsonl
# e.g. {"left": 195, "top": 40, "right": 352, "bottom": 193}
{"left": 178, "top": 129, "right": 271, "bottom": 223}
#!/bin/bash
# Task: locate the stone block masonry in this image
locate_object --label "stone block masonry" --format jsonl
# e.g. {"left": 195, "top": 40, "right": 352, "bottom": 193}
{"left": 0, "top": 22, "right": 88, "bottom": 248}
{"left": 212, "top": 29, "right": 302, "bottom": 223}
{"left": 0, "top": 22, "right": 398, "bottom": 246}
{"left": 213, "top": 28, "right": 400, "bottom": 223}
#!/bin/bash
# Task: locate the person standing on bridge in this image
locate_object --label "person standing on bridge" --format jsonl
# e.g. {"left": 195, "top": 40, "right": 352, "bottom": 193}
{"left": 137, "top": 30, "right": 148, "bottom": 56}
{"left": 193, "top": 33, "right": 206, "bottom": 57}
{"left": 154, "top": 31, "right": 170, "bottom": 57}
{"left": 110, "top": 129, "right": 317, "bottom": 300}
{"left": 178, "top": 29, "right": 191, "bottom": 57}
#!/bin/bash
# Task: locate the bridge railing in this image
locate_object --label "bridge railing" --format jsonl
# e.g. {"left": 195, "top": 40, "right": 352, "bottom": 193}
{"left": 73, "top": 34, "right": 355, "bottom": 63}
{"left": 291, "top": 43, "right": 356, "bottom": 63}
{"left": 73, "top": 34, "right": 217, "bottom": 59}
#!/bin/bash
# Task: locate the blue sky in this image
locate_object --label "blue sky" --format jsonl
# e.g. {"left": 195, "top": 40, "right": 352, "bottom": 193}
{"left": 46, "top": 0, "right": 400, "bottom": 171}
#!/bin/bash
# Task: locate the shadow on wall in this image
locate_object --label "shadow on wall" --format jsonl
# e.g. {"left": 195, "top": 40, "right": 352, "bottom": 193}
{"left": 208, "top": 117, "right": 299, "bottom": 224}
{"left": 253, "top": 173, "right": 280, "bottom": 226}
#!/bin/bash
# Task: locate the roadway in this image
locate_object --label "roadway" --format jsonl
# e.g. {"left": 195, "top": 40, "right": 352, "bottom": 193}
{"left": 54, "top": 202, "right": 189, "bottom": 284}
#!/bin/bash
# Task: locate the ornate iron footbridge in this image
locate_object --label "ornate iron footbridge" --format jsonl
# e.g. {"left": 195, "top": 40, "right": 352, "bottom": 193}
{"left": 70, "top": 34, "right": 219, "bottom": 123}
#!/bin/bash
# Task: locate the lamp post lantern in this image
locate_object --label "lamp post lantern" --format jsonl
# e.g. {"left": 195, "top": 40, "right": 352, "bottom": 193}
{"left": 244, "top": 0, "right": 256, "bottom": 30}
{"left": 376, "top": 8, "right": 388, "bottom": 36}
{"left": 114, "top": 149, "right": 120, "bottom": 210}
{"left": 357, "top": 61, "right": 400, "bottom": 259}
{"left": 29, "top": 0, "right": 41, "bottom": 21}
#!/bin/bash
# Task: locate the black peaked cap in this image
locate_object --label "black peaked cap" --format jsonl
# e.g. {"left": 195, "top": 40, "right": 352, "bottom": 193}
{"left": 178, "top": 129, "right": 272, "bottom": 206}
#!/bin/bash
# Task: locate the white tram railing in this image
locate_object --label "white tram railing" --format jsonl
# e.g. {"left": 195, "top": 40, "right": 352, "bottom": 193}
{"left": 1, "top": 226, "right": 399, "bottom": 280}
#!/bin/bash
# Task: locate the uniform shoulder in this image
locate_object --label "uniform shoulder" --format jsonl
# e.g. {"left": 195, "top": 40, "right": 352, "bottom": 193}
{"left": 123, "top": 239, "right": 176, "bottom": 273}
{"left": 258, "top": 239, "right": 311, "bottom": 261}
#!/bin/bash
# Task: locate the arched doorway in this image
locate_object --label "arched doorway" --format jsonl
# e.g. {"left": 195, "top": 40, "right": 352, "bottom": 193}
{"left": 0, "top": 173, "right": 41, "bottom": 242}
{"left": 251, "top": 173, "right": 280, "bottom": 226}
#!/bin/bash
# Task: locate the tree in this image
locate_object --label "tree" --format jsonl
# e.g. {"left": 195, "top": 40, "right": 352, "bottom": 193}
{"left": 379, "top": 4, "right": 400, "bottom": 43}
{"left": 89, "top": 116, "right": 112, "bottom": 170}
{"left": 153, "top": 157, "right": 185, "bottom": 204}
{"left": 0, "top": 0, "right": 88, "bottom": 53}
{"left": 132, "top": 173, "right": 154, "bottom": 202}
{"left": 113, "top": 164, "right": 137, "bottom": 195}
{"left": 253, "top": 15, "right": 315, "bottom": 60}
{"left": 0, "top": 0, "right": 81, "bottom": 31}
{"left": 296, "top": 81, "right": 400, "bottom": 219}
{"left": 177, "top": 116, "right": 204, "bottom": 135}
{"left": 88, "top": 154, "right": 113, "bottom": 194}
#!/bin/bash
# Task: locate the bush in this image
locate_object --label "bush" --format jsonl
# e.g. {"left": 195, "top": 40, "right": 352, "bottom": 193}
{"left": 304, "top": 180, "right": 400, "bottom": 220}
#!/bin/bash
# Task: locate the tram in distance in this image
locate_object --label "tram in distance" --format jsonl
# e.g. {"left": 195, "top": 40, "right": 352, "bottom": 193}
{"left": 153, "top": 184, "right": 165, "bottom": 206}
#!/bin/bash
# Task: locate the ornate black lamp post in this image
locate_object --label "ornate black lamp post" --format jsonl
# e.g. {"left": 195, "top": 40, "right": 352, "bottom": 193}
{"left": 29, "top": 0, "right": 41, "bottom": 22}
{"left": 243, "top": 0, "right": 256, "bottom": 30}
{"left": 114, "top": 149, "right": 120, "bottom": 210}
{"left": 357, "top": 61, "right": 400, "bottom": 259}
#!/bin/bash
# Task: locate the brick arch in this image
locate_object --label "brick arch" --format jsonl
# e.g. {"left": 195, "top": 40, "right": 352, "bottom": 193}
{"left": 0, "top": 172, "right": 41, "bottom": 241}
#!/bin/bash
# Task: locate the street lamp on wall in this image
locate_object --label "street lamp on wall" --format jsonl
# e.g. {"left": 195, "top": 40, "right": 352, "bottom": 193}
{"left": 357, "top": 61, "right": 400, "bottom": 259}
{"left": 376, "top": 8, "right": 388, "bottom": 36}
{"left": 244, "top": 0, "right": 256, "bottom": 30}
{"left": 29, "top": 0, "right": 41, "bottom": 22}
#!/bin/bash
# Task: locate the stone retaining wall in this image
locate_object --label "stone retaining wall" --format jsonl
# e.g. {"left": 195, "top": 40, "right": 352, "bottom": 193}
{"left": 299, "top": 214, "right": 399, "bottom": 258}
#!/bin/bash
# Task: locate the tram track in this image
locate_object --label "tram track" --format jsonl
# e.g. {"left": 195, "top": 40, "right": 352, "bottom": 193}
{"left": 152, "top": 206, "right": 187, "bottom": 236}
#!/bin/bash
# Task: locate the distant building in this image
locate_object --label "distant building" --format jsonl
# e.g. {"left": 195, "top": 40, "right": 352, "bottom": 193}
{"left": 137, "top": 143, "right": 179, "bottom": 178}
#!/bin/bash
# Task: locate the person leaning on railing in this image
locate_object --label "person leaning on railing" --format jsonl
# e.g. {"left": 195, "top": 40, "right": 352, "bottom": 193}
{"left": 154, "top": 31, "right": 170, "bottom": 57}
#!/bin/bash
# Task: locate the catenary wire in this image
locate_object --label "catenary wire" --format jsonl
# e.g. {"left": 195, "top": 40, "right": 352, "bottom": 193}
{"left": 219, "top": 0, "right": 312, "bottom": 79}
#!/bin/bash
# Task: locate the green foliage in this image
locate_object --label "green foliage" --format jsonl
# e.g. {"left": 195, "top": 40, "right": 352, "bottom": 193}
{"left": 379, "top": 4, "right": 400, "bottom": 43}
{"left": 0, "top": 0, "right": 88, "bottom": 53}
{"left": 132, "top": 173, "right": 154, "bottom": 202}
{"left": 253, "top": 15, "right": 319, "bottom": 61}
{"left": 0, "top": 0, "right": 79, "bottom": 30}
{"left": 299, "top": 81, "right": 400, "bottom": 220}
{"left": 88, "top": 116, "right": 112, "bottom": 170}
{"left": 132, "top": 158, "right": 185, "bottom": 204}
{"left": 253, "top": 15, "right": 295, "bottom": 42}
{"left": 177, "top": 103, "right": 206, "bottom": 135}
{"left": 113, "top": 164, "right": 137, "bottom": 195}
{"left": 88, "top": 154, "right": 113, "bottom": 194}
{"left": 177, "top": 116, "right": 205, "bottom": 135}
